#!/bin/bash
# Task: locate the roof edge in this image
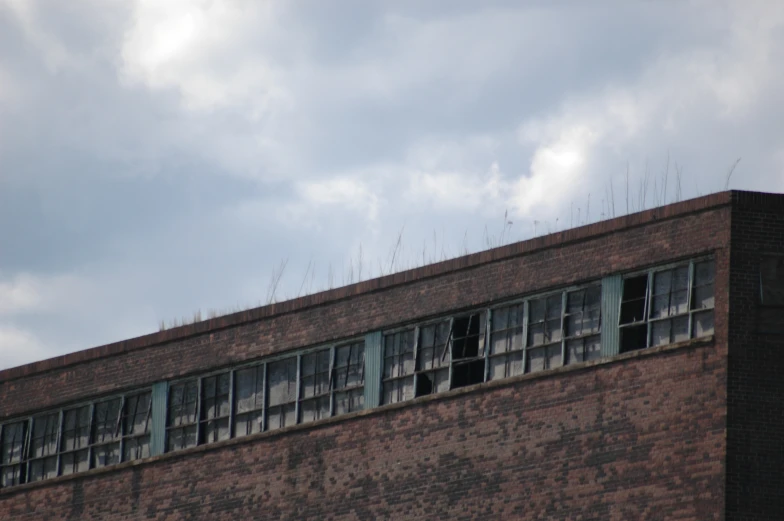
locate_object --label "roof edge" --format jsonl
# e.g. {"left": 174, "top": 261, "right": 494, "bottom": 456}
{"left": 0, "top": 190, "right": 736, "bottom": 383}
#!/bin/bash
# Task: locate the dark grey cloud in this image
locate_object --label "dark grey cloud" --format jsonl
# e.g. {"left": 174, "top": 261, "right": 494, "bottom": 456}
{"left": 1, "top": 0, "right": 782, "bottom": 369}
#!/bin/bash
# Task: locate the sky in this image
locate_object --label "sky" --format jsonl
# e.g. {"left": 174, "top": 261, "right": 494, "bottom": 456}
{"left": 1, "top": 0, "right": 783, "bottom": 370}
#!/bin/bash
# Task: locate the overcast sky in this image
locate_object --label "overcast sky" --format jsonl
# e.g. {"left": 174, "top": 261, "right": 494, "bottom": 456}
{"left": 1, "top": 0, "right": 783, "bottom": 370}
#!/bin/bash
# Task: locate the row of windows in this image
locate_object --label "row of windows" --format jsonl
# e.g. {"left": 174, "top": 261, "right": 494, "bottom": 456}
{"left": 0, "top": 258, "right": 715, "bottom": 489}
{"left": 0, "top": 392, "right": 151, "bottom": 488}
{"left": 381, "top": 284, "right": 603, "bottom": 404}
{"left": 164, "top": 341, "right": 365, "bottom": 453}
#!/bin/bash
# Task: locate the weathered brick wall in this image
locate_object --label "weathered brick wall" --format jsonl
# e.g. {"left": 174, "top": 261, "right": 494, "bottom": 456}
{"left": 0, "top": 199, "right": 732, "bottom": 420}
{"left": 727, "top": 192, "right": 784, "bottom": 521}
{"left": 0, "top": 341, "right": 726, "bottom": 521}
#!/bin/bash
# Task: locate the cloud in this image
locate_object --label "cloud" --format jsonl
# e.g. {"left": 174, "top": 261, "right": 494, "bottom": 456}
{"left": 0, "top": 324, "right": 51, "bottom": 369}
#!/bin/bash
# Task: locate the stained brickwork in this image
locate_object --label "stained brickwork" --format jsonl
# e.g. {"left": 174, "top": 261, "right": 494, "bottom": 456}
{"left": 1, "top": 341, "right": 726, "bottom": 520}
{"left": 727, "top": 192, "right": 784, "bottom": 521}
{"left": 4, "top": 190, "right": 779, "bottom": 521}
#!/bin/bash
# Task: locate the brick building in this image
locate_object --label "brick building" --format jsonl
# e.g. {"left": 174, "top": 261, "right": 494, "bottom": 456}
{"left": 1, "top": 190, "right": 782, "bottom": 520}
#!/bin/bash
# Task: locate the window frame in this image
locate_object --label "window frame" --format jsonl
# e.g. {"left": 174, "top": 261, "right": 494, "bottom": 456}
{"left": 618, "top": 256, "right": 716, "bottom": 351}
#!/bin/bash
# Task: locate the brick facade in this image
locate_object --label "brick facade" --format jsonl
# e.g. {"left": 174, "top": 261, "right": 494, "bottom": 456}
{"left": 0, "top": 190, "right": 778, "bottom": 520}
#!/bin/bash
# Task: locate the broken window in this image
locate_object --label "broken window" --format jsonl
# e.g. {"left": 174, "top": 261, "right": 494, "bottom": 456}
{"left": 761, "top": 257, "right": 784, "bottom": 306}
{"left": 300, "top": 350, "right": 331, "bottom": 424}
{"left": 333, "top": 342, "right": 365, "bottom": 416}
{"left": 166, "top": 380, "right": 199, "bottom": 452}
{"left": 488, "top": 303, "right": 524, "bottom": 380}
{"left": 60, "top": 405, "right": 90, "bottom": 476}
{"left": 122, "top": 392, "right": 151, "bottom": 461}
{"left": 619, "top": 259, "right": 716, "bottom": 352}
{"left": 200, "top": 372, "right": 231, "bottom": 444}
{"left": 234, "top": 365, "right": 265, "bottom": 437}
{"left": 619, "top": 274, "right": 649, "bottom": 352}
{"left": 450, "top": 312, "right": 486, "bottom": 388}
{"left": 415, "top": 320, "right": 451, "bottom": 396}
{"left": 565, "top": 286, "right": 602, "bottom": 364}
{"left": 1, "top": 421, "right": 28, "bottom": 488}
{"left": 382, "top": 329, "right": 416, "bottom": 404}
{"left": 90, "top": 398, "right": 122, "bottom": 469}
{"left": 526, "top": 294, "right": 563, "bottom": 372}
{"left": 267, "top": 357, "right": 297, "bottom": 430}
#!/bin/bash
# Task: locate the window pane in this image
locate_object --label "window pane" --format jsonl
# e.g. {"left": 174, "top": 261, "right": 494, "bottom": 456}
{"left": 693, "top": 284, "right": 715, "bottom": 310}
{"left": 383, "top": 377, "right": 414, "bottom": 405}
{"left": 527, "top": 347, "right": 546, "bottom": 373}
{"left": 267, "top": 404, "right": 296, "bottom": 431}
{"left": 1, "top": 421, "right": 27, "bottom": 464}
{"left": 693, "top": 310, "right": 715, "bottom": 337}
{"left": 168, "top": 381, "right": 198, "bottom": 427}
{"left": 672, "top": 315, "right": 689, "bottom": 343}
{"left": 300, "top": 396, "right": 330, "bottom": 424}
{"left": 268, "top": 358, "right": 297, "bottom": 407}
{"left": 301, "top": 350, "right": 330, "bottom": 399}
{"left": 62, "top": 406, "right": 90, "bottom": 452}
{"left": 527, "top": 323, "right": 545, "bottom": 347}
{"left": 93, "top": 399, "right": 122, "bottom": 444}
{"left": 202, "top": 373, "right": 230, "bottom": 420}
{"left": 335, "top": 342, "right": 364, "bottom": 390}
{"left": 235, "top": 366, "right": 264, "bottom": 414}
{"left": 335, "top": 389, "right": 364, "bottom": 415}
{"left": 651, "top": 320, "right": 670, "bottom": 346}
{"left": 124, "top": 393, "right": 152, "bottom": 436}
{"left": 670, "top": 289, "right": 689, "bottom": 315}
{"left": 61, "top": 449, "right": 89, "bottom": 475}
{"left": 492, "top": 307, "right": 509, "bottom": 331}
{"left": 32, "top": 413, "right": 59, "bottom": 458}
{"left": 695, "top": 260, "right": 715, "bottom": 286}
{"left": 124, "top": 435, "right": 150, "bottom": 461}
{"left": 91, "top": 443, "right": 120, "bottom": 469}
{"left": 383, "top": 330, "right": 415, "bottom": 379}
{"left": 489, "top": 351, "right": 523, "bottom": 380}
{"left": 235, "top": 410, "right": 264, "bottom": 437}
{"left": 29, "top": 456, "right": 57, "bottom": 482}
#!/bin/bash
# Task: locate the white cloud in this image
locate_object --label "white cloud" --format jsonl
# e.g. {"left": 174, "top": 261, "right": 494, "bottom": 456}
{"left": 120, "top": 0, "right": 290, "bottom": 114}
{"left": 0, "top": 273, "right": 92, "bottom": 316}
{"left": 297, "top": 177, "right": 381, "bottom": 222}
{"left": 0, "top": 324, "right": 52, "bottom": 369}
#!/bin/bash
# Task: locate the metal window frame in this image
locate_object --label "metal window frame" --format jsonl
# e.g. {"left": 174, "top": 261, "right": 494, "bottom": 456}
{"left": 88, "top": 396, "right": 124, "bottom": 470}
{"left": 165, "top": 379, "right": 200, "bottom": 452}
{"left": 198, "top": 371, "right": 232, "bottom": 445}
{"left": 121, "top": 391, "right": 153, "bottom": 462}
{"left": 618, "top": 257, "right": 716, "bottom": 349}
{"left": 332, "top": 341, "right": 366, "bottom": 416}
{"left": 232, "top": 363, "right": 266, "bottom": 437}
{"left": 298, "top": 347, "right": 333, "bottom": 424}
{"left": 486, "top": 302, "right": 526, "bottom": 380}
{"left": 381, "top": 328, "right": 417, "bottom": 404}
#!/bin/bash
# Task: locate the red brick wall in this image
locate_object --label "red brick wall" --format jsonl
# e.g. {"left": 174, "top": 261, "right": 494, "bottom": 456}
{"left": 727, "top": 192, "right": 784, "bottom": 521}
{"left": 0, "top": 200, "right": 732, "bottom": 419}
{"left": 0, "top": 340, "right": 726, "bottom": 521}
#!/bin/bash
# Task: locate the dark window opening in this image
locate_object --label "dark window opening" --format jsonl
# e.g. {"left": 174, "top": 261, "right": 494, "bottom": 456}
{"left": 760, "top": 257, "right": 784, "bottom": 306}
{"left": 28, "top": 413, "right": 59, "bottom": 482}
{"left": 200, "top": 373, "right": 230, "bottom": 444}
{"left": 451, "top": 313, "right": 486, "bottom": 389}
{"left": 620, "top": 324, "right": 647, "bottom": 353}
{"left": 620, "top": 275, "right": 648, "bottom": 324}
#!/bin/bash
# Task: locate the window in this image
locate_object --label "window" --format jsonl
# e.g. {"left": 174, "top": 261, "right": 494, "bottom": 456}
{"left": 200, "top": 373, "right": 230, "bottom": 444}
{"left": 91, "top": 398, "right": 122, "bottom": 469}
{"left": 565, "top": 286, "right": 602, "bottom": 363}
{"left": 267, "top": 357, "right": 297, "bottom": 431}
{"left": 300, "top": 349, "right": 331, "bottom": 423}
{"left": 527, "top": 294, "right": 563, "bottom": 372}
{"left": 333, "top": 341, "right": 365, "bottom": 415}
{"left": 122, "top": 392, "right": 151, "bottom": 461}
{"left": 234, "top": 365, "right": 265, "bottom": 437}
{"left": 488, "top": 303, "right": 524, "bottom": 380}
{"left": 450, "top": 313, "right": 486, "bottom": 389}
{"left": 620, "top": 259, "right": 715, "bottom": 352}
{"left": 1, "top": 421, "right": 27, "bottom": 487}
{"left": 28, "top": 412, "right": 59, "bottom": 482}
{"left": 382, "top": 330, "right": 416, "bottom": 404}
{"left": 60, "top": 406, "right": 90, "bottom": 476}
{"left": 760, "top": 257, "right": 783, "bottom": 306}
{"left": 167, "top": 380, "right": 198, "bottom": 452}
{"left": 415, "top": 320, "right": 451, "bottom": 397}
